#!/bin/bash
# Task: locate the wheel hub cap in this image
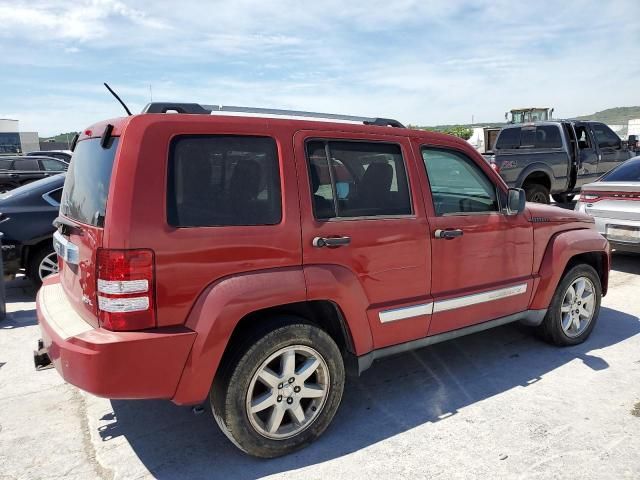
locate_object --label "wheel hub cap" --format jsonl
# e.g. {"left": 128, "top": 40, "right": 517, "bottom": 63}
{"left": 560, "top": 276, "right": 596, "bottom": 338}
{"left": 246, "top": 345, "right": 330, "bottom": 440}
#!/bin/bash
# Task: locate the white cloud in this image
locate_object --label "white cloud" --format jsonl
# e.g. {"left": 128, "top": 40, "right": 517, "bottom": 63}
{"left": 0, "top": 0, "right": 639, "bottom": 135}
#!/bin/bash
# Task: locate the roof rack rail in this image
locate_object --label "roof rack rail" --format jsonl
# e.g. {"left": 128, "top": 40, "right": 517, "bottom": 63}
{"left": 140, "top": 103, "right": 405, "bottom": 128}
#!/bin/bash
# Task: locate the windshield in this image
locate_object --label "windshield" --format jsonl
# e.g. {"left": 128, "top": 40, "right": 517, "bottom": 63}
{"left": 601, "top": 157, "right": 640, "bottom": 182}
{"left": 60, "top": 137, "right": 119, "bottom": 227}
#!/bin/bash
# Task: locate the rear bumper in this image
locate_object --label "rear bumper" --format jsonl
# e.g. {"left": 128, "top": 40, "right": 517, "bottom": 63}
{"left": 36, "top": 278, "right": 197, "bottom": 400}
{"left": 592, "top": 216, "right": 640, "bottom": 254}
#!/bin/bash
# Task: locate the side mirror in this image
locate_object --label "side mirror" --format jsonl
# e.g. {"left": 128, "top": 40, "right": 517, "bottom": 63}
{"left": 506, "top": 188, "right": 526, "bottom": 215}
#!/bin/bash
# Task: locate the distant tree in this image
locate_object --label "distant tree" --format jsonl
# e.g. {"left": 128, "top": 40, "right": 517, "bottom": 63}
{"left": 409, "top": 125, "right": 473, "bottom": 140}
{"left": 442, "top": 126, "right": 473, "bottom": 140}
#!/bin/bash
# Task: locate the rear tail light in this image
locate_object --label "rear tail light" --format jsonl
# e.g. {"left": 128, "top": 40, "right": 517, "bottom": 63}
{"left": 96, "top": 249, "right": 156, "bottom": 331}
{"left": 579, "top": 191, "right": 640, "bottom": 203}
{"left": 579, "top": 192, "right": 601, "bottom": 202}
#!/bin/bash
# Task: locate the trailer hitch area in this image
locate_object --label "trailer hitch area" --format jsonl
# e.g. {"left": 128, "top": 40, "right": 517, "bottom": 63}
{"left": 33, "top": 339, "right": 53, "bottom": 371}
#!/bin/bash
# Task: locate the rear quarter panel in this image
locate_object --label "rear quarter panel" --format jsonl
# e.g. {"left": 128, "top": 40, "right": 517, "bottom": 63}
{"left": 104, "top": 115, "right": 303, "bottom": 328}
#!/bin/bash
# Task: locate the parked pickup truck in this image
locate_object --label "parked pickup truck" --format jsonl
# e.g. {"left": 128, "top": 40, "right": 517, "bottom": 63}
{"left": 492, "top": 121, "right": 634, "bottom": 203}
{"left": 35, "top": 104, "right": 610, "bottom": 458}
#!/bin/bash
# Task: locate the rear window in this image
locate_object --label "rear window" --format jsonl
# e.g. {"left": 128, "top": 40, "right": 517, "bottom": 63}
{"left": 495, "top": 128, "right": 520, "bottom": 149}
{"left": 496, "top": 125, "right": 562, "bottom": 149}
{"left": 167, "top": 135, "right": 281, "bottom": 227}
{"left": 601, "top": 158, "right": 640, "bottom": 182}
{"left": 60, "top": 137, "right": 119, "bottom": 227}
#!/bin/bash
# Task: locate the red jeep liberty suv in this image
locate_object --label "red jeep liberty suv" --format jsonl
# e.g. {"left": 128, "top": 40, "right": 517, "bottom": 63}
{"left": 36, "top": 104, "right": 610, "bottom": 458}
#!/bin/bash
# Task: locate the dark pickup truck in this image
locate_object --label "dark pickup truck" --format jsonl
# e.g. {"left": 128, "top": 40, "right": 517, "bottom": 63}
{"left": 492, "top": 120, "right": 634, "bottom": 203}
{"left": 0, "top": 156, "right": 68, "bottom": 192}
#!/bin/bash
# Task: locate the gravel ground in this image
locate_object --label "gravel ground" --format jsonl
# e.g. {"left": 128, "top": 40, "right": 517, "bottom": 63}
{"left": 1, "top": 254, "right": 639, "bottom": 480}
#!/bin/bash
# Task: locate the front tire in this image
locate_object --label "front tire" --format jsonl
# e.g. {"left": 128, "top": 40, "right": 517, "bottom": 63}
{"left": 552, "top": 193, "right": 575, "bottom": 204}
{"left": 210, "top": 318, "right": 345, "bottom": 458}
{"left": 537, "top": 264, "right": 602, "bottom": 346}
{"left": 524, "top": 183, "right": 550, "bottom": 204}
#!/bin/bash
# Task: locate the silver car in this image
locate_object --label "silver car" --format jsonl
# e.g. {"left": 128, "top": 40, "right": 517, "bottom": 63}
{"left": 575, "top": 156, "right": 640, "bottom": 253}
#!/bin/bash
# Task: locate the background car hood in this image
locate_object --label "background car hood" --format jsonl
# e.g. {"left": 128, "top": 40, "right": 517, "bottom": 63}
{"left": 525, "top": 203, "right": 594, "bottom": 224}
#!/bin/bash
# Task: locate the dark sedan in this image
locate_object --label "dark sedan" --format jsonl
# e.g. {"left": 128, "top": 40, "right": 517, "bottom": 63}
{"left": 0, "top": 174, "right": 64, "bottom": 285}
{"left": 26, "top": 150, "right": 72, "bottom": 163}
{"left": 0, "top": 156, "right": 68, "bottom": 192}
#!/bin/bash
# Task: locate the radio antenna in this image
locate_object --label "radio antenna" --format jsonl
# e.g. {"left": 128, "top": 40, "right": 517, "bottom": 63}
{"left": 103, "top": 82, "right": 132, "bottom": 116}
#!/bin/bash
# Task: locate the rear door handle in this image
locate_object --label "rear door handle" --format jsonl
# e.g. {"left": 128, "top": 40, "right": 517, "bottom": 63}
{"left": 312, "top": 236, "right": 351, "bottom": 248}
{"left": 434, "top": 229, "right": 463, "bottom": 240}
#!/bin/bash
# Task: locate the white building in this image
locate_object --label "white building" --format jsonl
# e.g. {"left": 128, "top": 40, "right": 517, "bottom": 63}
{"left": 0, "top": 119, "right": 39, "bottom": 154}
{"left": 628, "top": 119, "right": 640, "bottom": 138}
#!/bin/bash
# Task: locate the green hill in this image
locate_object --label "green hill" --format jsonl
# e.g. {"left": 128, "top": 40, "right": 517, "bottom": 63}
{"left": 573, "top": 106, "right": 640, "bottom": 125}
{"left": 39, "top": 132, "right": 79, "bottom": 142}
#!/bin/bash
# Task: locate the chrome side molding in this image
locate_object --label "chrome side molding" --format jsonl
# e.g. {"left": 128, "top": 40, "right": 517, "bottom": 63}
{"left": 379, "top": 303, "right": 434, "bottom": 323}
{"left": 378, "top": 283, "right": 528, "bottom": 323}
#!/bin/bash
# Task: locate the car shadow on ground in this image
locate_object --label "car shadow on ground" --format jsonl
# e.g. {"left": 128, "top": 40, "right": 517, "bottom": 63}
{"left": 102, "top": 305, "right": 639, "bottom": 479}
{"left": 611, "top": 252, "right": 640, "bottom": 274}
{"left": 0, "top": 277, "right": 37, "bottom": 329}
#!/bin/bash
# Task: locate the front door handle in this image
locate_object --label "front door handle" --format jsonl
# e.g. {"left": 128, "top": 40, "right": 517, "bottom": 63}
{"left": 434, "top": 229, "right": 463, "bottom": 240}
{"left": 313, "top": 236, "right": 351, "bottom": 248}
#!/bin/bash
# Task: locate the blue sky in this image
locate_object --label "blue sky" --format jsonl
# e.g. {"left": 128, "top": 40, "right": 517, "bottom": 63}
{"left": 1, "top": 0, "right": 639, "bottom": 136}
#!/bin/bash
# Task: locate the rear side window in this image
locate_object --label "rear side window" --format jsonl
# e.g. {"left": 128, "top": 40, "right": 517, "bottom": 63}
{"left": 602, "top": 159, "right": 640, "bottom": 181}
{"left": 61, "top": 137, "right": 119, "bottom": 227}
{"left": 495, "top": 128, "right": 520, "bottom": 149}
{"left": 497, "top": 125, "right": 563, "bottom": 150}
{"left": 168, "top": 135, "right": 281, "bottom": 227}
{"left": 13, "top": 159, "right": 39, "bottom": 171}
{"left": 306, "top": 140, "right": 411, "bottom": 219}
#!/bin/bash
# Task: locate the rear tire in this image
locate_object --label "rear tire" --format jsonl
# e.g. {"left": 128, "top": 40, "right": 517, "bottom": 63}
{"left": 210, "top": 317, "right": 345, "bottom": 458}
{"left": 27, "top": 247, "right": 58, "bottom": 287}
{"left": 537, "top": 264, "right": 602, "bottom": 346}
{"left": 552, "top": 193, "right": 575, "bottom": 204}
{"left": 524, "top": 184, "right": 550, "bottom": 204}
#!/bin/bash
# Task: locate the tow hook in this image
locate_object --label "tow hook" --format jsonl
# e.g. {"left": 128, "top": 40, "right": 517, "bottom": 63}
{"left": 33, "top": 339, "right": 53, "bottom": 371}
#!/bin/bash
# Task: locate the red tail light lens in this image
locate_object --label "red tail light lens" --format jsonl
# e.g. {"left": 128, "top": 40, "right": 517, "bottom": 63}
{"left": 579, "top": 192, "right": 601, "bottom": 202}
{"left": 96, "top": 249, "right": 156, "bottom": 331}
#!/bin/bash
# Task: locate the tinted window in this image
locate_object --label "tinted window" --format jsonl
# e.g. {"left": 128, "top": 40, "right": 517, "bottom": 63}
{"left": 602, "top": 158, "right": 640, "bottom": 181}
{"left": 40, "top": 158, "right": 67, "bottom": 171}
{"left": 307, "top": 141, "right": 411, "bottom": 219}
{"left": 168, "top": 136, "right": 281, "bottom": 227}
{"left": 61, "top": 138, "right": 119, "bottom": 226}
{"left": 422, "top": 148, "right": 499, "bottom": 215}
{"left": 13, "top": 159, "right": 40, "bottom": 171}
{"left": 46, "top": 188, "right": 63, "bottom": 205}
{"left": 496, "top": 125, "right": 562, "bottom": 149}
{"left": 592, "top": 123, "right": 621, "bottom": 148}
{"left": 495, "top": 127, "right": 520, "bottom": 149}
{"left": 534, "top": 125, "right": 562, "bottom": 148}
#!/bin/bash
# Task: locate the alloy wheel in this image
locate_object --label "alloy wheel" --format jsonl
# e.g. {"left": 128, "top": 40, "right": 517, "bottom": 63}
{"left": 39, "top": 252, "right": 59, "bottom": 281}
{"left": 560, "top": 276, "right": 596, "bottom": 338}
{"left": 246, "top": 345, "right": 330, "bottom": 440}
